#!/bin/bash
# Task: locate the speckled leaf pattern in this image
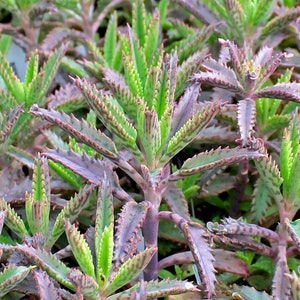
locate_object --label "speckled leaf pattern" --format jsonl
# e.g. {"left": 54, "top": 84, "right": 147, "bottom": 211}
{"left": 112, "top": 279, "right": 199, "bottom": 299}
{"left": 224, "top": 0, "right": 245, "bottom": 39}
{"left": 170, "top": 83, "right": 200, "bottom": 140}
{"left": 25, "top": 155, "right": 50, "bottom": 236}
{"left": 232, "top": 284, "right": 274, "bottom": 300}
{"left": 108, "top": 247, "right": 157, "bottom": 295}
{"left": 13, "top": 244, "right": 74, "bottom": 290}
{"left": 237, "top": 98, "right": 256, "bottom": 147}
{"left": 0, "top": 199, "right": 29, "bottom": 238}
{"left": 0, "top": 51, "right": 24, "bottom": 102}
{"left": 113, "top": 201, "right": 149, "bottom": 265}
{"left": 64, "top": 220, "right": 96, "bottom": 279}
{"left": 95, "top": 179, "right": 114, "bottom": 286}
{"left": 0, "top": 105, "right": 23, "bottom": 144}
{"left": 0, "top": 265, "right": 34, "bottom": 298}
{"left": 33, "top": 269, "right": 62, "bottom": 300}
{"left": 46, "top": 185, "right": 95, "bottom": 249}
{"left": 162, "top": 101, "right": 221, "bottom": 164}
{"left": 183, "top": 222, "right": 216, "bottom": 298}
{"left": 257, "top": 82, "right": 300, "bottom": 102}
{"left": 75, "top": 78, "right": 141, "bottom": 156}
{"left": 30, "top": 105, "right": 118, "bottom": 159}
{"left": 258, "top": 7, "right": 300, "bottom": 45}
{"left": 251, "top": 177, "right": 272, "bottom": 223}
{"left": 176, "top": 146, "right": 265, "bottom": 177}
{"left": 68, "top": 269, "right": 99, "bottom": 300}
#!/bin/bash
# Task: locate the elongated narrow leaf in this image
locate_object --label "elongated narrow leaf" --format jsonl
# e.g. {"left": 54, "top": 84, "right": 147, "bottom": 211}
{"left": 0, "top": 265, "right": 34, "bottom": 298}
{"left": 24, "top": 50, "right": 39, "bottom": 86}
{"left": 95, "top": 178, "right": 114, "bottom": 286}
{"left": 0, "top": 52, "right": 24, "bottom": 102}
{"left": 163, "top": 182, "right": 190, "bottom": 221}
{"left": 108, "top": 247, "right": 157, "bottom": 295}
{"left": 144, "top": 11, "right": 160, "bottom": 67}
{"left": 26, "top": 155, "right": 50, "bottom": 235}
{"left": 113, "top": 201, "right": 149, "bottom": 265}
{"left": 237, "top": 98, "right": 256, "bottom": 147}
{"left": 0, "top": 105, "right": 23, "bottom": 144}
{"left": 46, "top": 185, "right": 95, "bottom": 249}
{"left": 251, "top": 177, "right": 272, "bottom": 223}
{"left": 65, "top": 220, "right": 95, "bottom": 279}
{"left": 68, "top": 269, "right": 99, "bottom": 300}
{"left": 174, "top": 146, "right": 265, "bottom": 178}
{"left": 256, "top": 83, "right": 300, "bottom": 102}
{"left": 255, "top": 156, "right": 283, "bottom": 206}
{"left": 232, "top": 284, "right": 274, "bottom": 300}
{"left": 33, "top": 269, "right": 61, "bottom": 300}
{"left": 30, "top": 105, "right": 118, "bottom": 159}
{"left": 104, "top": 12, "right": 117, "bottom": 67}
{"left": 128, "top": 26, "right": 148, "bottom": 88}
{"left": 75, "top": 78, "right": 138, "bottom": 148}
{"left": 102, "top": 67, "right": 139, "bottom": 122}
{"left": 40, "top": 45, "right": 67, "bottom": 98}
{"left": 0, "top": 199, "right": 29, "bottom": 238}
{"left": 15, "top": 244, "right": 74, "bottom": 290}
{"left": 132, "top": 0, "right": 147, "bottom": 47}
{"left": 173, "top": 0, "right": 217, "bottom": 25}
{"left": 162, "top": 101, "right": 221, "bottom": 164}
{"left": 113, "top": 279, "right": 199, "bottom": 299}
{"left": 258, "top": 7, "right": 300, "bottom": 45}
{"left": 170, "top": 83, "right": 200, "bottom": 140}
{"left": 286, "top": 271, "right": 300, "bottom": 300}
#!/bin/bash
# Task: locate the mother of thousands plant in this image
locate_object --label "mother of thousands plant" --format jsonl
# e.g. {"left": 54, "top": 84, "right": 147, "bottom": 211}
{"left": 29, "top": 4, "right": 265, "bottom": 297}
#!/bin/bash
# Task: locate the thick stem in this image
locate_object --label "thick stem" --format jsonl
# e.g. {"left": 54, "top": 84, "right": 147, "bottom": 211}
{"left": 143, "top": 187, "right": 161, "bottom": 281}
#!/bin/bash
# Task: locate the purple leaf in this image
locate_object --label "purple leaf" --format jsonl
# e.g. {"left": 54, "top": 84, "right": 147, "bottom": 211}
{"left": 256, "top": 82, "right": 300, "bottom": 102}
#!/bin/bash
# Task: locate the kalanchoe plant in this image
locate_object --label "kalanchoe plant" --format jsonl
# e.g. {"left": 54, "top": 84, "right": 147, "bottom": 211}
{"left": 29, "top": 5, "right": 266, "bottom": 297}
{"left": 192, "top": 38, "right": 300, "bottom": 147}
{"left": 207, "top": 112, "right": 300, "bottom": 299}
{"left": 174, "top": 0, "right": 300, "bottom": 50}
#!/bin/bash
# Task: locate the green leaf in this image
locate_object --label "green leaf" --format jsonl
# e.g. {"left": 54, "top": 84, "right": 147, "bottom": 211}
{"left": 0, "top": 52, "right": 24, "bottom": 102}
{"left": 40, "top": 45, "right": 67, "bottom": 99}
{"left": 162, "top": 101, "right": 221, "bottom": 164}
{"left": 0, "top": 199, "right": 29, "bottom": 238}
{"left": 107, "top": 247, "right": 157, "bottom": 295}
{"left": 30, "top": 105, "right": 119, "bottom": 159}
{"left": 95, "top": 179, "right": 114, "bottom": 286}
{"left": 0, "top": 35, "right": 12, "bottom": 55}
{"left": 104, "top": 12, "right": 117, "bottom": 67}
{"left": 233, "top": 284, "right": 273, "bottom": 299}
{"left": 97, "top": 224, "right": 114, "bottom": 288}
{"left": 144, "top": 11, "right": 161, "bottom": 67}
{"left": 68, "top": 270, "right": 99, "bottom": 300}
{"left": 15, "top": 244, "right": 74, "bottom": 290}
{"left": 177, "top": 146, "right": 265, "bottom": 177}
{"left": 0, "top": 266, "right": 35, "bottom": 298}
{"left": 128, "top": 27, "right": 148, "bottom": 88}
{"left": 65, "top": 220, "right": 96, "bottom": 279}
{"left": 75, "top": 79, "right": 140, "bottom": 155}
{"left": 251, "top": 177, "right": 272, "bottom": 223}
{"left": 24, "top": 51, "right": 39, "bottom": 86}
{"left": 46, "top": 185, "right": 95, "bottom": 249}
{"left": 132, "top": 0, "right": 147, "bottom": 47}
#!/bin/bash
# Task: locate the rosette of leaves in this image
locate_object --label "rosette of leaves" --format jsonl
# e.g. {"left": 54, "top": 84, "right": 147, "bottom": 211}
{"left": 173, "top": 0, "right": 300, "bottom": 50}
{"left": 207, "top": 112, "right": 300, "bottom": 300}
{"left": 61, "top": 178, "right": 200, "bottom": 299}
{"left": 0, "top": 44, "right": 66, "bottom": 156}
{"left": 192, "top": 39, "right": 300, "bottom": 147}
